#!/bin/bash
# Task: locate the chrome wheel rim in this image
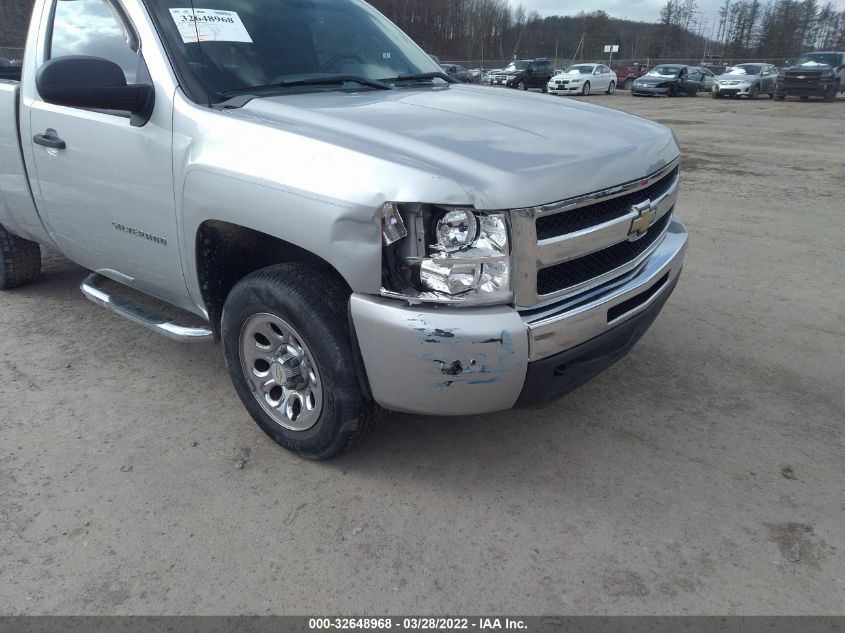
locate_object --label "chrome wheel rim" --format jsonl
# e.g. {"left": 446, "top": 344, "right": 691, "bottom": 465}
{"left": 239, "top": 313, "right": 323, "bottom": 432}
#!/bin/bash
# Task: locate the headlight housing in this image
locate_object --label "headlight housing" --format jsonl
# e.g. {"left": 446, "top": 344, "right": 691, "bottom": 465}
{"left": 380, "top": 203, "right": 512, "bottom": 305}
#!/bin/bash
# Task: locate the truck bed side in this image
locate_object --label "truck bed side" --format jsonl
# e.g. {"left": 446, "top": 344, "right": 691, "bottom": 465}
{"left": 0, "top": 80, "right": 51, "bottom": 245}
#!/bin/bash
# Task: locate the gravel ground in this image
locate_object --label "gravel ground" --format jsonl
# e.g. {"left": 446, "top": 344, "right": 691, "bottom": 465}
{"left": 1, "top": 90, "right": 843, "bottom": 615}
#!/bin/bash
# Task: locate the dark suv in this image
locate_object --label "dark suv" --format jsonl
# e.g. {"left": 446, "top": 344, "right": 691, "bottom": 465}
{"left": 776, "top": 52, "right": 844, "bottom": 101}
{"left": 492, "top": 59, "right": 554, "bottom": 91}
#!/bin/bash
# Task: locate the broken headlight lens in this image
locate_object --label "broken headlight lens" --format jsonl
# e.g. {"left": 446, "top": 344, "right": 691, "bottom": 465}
{"left": 381, "top": 205, "right": 512, "bottom": 305}
{"left": 435, "top": 209, "right": 478, "bottom": 252}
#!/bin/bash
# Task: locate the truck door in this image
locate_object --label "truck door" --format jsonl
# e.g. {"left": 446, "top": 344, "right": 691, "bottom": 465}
{"left": 24, "top": 0, "right": 187, "bottom": 305}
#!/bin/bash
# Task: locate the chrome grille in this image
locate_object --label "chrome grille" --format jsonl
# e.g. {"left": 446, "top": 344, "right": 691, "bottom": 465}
{"left": 536, "top": 167, "right": 678, "bottom": 240}
{"left": 511, "top": 157, "right": 681, "bottom": 309}
{"left": 536, "top": 211, "right": 673, "bottom": 295}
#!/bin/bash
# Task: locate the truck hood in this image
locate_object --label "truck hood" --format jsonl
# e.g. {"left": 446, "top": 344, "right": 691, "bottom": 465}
{"left": 235, "top": 84, "right": 678, "bottom": 209}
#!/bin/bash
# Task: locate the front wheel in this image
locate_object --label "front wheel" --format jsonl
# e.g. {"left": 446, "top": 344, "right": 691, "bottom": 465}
{"left": 825, "top": 81, "right": 839, "bottom": 102}
{"left": 748, "top": 85, "right": 759, "bottom": 100}
{"left": 582, "top": 81, "right": 591, "bottom": 95}
{"left": 517, "top": 80, "right": 527, "bottom": 91}
{"left": 624, "top": 77, "right": 634, "bottom": 90}
{"left": 606, "top": 81, "right": 616, "bottom": 95}
{"left": 712, "top": 90, "right": 721, "bottom": 99}
{"left": 774, "top": 94, "right": 785, "bottom": 101}
{"left": 221, "top": 263, "right": 381, "bottom": 460}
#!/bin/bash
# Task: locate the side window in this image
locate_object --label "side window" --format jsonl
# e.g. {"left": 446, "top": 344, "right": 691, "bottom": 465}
{"left": 49, "top": 0, "right": 139, "bottom": 83}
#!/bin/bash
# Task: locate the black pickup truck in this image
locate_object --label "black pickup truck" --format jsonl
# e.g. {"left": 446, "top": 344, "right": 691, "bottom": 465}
{"left": 776, "top": 51, "right": 844, "bottom": 101}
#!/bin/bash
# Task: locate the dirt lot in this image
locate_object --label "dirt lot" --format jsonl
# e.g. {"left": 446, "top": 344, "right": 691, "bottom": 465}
{"left": 1, "top": 91, "right": 843, "bottom": 615}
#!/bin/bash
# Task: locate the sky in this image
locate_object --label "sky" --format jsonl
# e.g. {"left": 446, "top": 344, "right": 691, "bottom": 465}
{"left": 518, "top": 0, "right": 845, "bottom": 26}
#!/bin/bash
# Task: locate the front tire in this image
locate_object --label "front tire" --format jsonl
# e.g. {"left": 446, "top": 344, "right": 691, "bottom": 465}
{"left": 774, "top": 93, "right": 785, "bottom": 101}
{"left": 582, "top": 81, "right": 591, "bottom": 95}
{"left": 517, "top": 80, "right": 527, "bottom": 91}
{"left": 623, "top": 77, "right": 634, "bottom": 90}
{"left": 748, "top": 84, "right": 759, "bottom": 100}
{"left": 221, "top": 263, "right": 381, "bottom": 460}
{"left": 0, "top": 224, "right": 41, "bottom": 290}
{"left": 825, "top": 81, "right": 839, "bottom": 102}
{"left": 606, "top": 81, "right": 616, "bottom": 94}
{"left": 712, "top": 90, "right": 721, "bottom": 99}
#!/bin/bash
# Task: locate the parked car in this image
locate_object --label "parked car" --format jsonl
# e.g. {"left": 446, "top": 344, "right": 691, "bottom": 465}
{"left": 1, "top": 0, "right": 687, "bottom": 459}
{"left": 612, "top": 64, "right": 650, "bottom": 90}
{"left": 775, "top": 52, "right": 844, "bottom": 101}
{"left": 485, "top": 69, "right": 503, "bottom": 85}
{"left": 0, "top": 57, "right": 22, "bottom": 82}
{"left": 631, "top": 65, "right": 704, "bottom": 97}
{"left": 491, "top": 59, "right": 554, "bottom": 91}
{"left": 713, "top": 64, "right": 778, "bottom": 99}
{"left": 703, "top": 65, "right": 728, "bottom": 77}
{"left": 441, "top": 64, "right": 471, "bottom": 83}
{"left": 698, "top": 67, "right": 716, "bottom": 91}
{"left": 548, "top": 64, "right": 617, "bottom": 95}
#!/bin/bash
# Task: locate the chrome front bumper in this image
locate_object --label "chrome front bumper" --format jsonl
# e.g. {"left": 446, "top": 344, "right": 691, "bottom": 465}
{"left": 350, "top": 216, "right": 688, "bottom": 416}
{"left": 524, "top": 216, "right": 688, "bottom": 361}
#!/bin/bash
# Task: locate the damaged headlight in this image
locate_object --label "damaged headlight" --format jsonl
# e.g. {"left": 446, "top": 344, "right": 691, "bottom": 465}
{"left": 380, "top": 203, "right": 512, "bottom": 305}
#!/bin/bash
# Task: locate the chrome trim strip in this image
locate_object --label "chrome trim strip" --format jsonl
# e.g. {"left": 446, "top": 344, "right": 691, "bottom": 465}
{"left": 525, "top": 217, "right": 688, "bottom": 361}
{"left": 511, "top": 156, "right": 681, "bottom": 309}
{"left": 81, "top": 273, "right": 213, "bottom": 343}
{"left": 514, "top": 156, "right": 681, "bottom": 219}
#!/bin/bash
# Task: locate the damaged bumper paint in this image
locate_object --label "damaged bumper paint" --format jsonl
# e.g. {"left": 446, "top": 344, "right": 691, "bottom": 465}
{"left": 350, "top": 296, "right": 529, "bottom": 415}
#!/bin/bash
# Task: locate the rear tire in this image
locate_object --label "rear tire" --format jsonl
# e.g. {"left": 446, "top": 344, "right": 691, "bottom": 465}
{"left": 0, "top": 224, "right": 42, "bottom": 290}
{"left": 221, "top": 263, "right": 381, "bottom": 460}
{"left": 606, "top": 81, "right": 616, "bottom": 94}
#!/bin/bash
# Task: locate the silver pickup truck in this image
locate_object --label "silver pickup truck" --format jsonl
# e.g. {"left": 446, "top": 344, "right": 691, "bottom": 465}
{"left": 0, "top": 0, "right": 688, "bottom": 458}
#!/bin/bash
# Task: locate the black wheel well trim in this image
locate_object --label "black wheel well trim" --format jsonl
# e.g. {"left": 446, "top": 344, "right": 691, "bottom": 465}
{"left": 195, "top": 220, "right": 348, "bottom": 336}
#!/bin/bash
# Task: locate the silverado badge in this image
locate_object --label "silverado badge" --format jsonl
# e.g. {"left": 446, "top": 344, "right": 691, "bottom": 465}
{"left": 629, "top": 200, "right": 657, "bottom": 241}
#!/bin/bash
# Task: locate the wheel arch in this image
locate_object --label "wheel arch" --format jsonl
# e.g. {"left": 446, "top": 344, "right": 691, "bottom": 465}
{"left": 195, "top": 220, "right": 352, "bottom": 339}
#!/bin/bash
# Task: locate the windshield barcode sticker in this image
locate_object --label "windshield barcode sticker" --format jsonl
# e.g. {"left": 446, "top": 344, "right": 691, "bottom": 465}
{"left": 169, "top": 8, "right": 253, "bottom": 43}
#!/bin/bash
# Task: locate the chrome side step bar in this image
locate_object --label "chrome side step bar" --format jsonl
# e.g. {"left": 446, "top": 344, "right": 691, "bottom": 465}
{"left": 81, "top": 273, "right": 213, "bottom": 343}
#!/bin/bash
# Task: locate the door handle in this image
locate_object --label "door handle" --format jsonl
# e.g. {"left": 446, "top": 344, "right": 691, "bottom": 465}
{"left": 33, "top": 130, "right": 66, "bottom": 150}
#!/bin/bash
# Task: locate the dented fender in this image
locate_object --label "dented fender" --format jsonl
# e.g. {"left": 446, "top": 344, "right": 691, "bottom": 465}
{"left": 350, "top": 294, "right": 528, "bottom": 415}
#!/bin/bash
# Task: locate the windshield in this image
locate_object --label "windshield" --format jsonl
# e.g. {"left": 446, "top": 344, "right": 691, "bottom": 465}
{"left": 725, "top": 65, "right": 761, "bottom": 75}
{"left": 565, "top": 65, "right": 594, "bottom": 75}
{"left": 648, "top": 66, "right": 682, "bottom": 77}
{"left": 145, "top": 0, "right": 443, "bottom": 102}
{"left": 794, "top": 53, "right": 838, "bottom": 66}
{"left": 503, "top": 61, "right": 529, "bottom": 72}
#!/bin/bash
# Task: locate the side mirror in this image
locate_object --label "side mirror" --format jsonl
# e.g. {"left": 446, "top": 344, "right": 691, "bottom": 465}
{"left": 36, "top": 56, "right": 154, "bottom": 126}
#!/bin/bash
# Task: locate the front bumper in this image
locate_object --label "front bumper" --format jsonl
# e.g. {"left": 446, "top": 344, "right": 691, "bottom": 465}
{"left": 776, "top": 83, "right": 832, "bottom": 97}
{"left": 631, "top": 85, "right": 670, "bottom": 96}
{"left": 350, "top": 217, "right": 688, "bottom": 416}
{"left": 548, "top": 85, "right": 582, "bottom": 94}
{"left": 714, "top": 84, "right": 751, "bottom": 96}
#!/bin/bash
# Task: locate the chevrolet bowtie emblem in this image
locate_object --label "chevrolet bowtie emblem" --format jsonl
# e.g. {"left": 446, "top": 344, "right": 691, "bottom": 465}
{"left": 629, "top": 200, "right": 657, "bottom": 240}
